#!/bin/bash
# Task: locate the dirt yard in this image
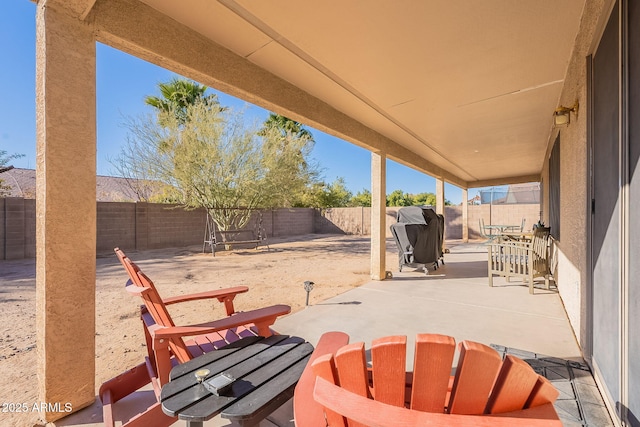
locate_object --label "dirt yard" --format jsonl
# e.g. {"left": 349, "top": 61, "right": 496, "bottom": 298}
{"left": 0, "top": 234, "right": 398, "bottom": 426}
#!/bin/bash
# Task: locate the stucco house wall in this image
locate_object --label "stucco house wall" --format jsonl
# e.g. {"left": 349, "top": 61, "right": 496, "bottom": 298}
{"left": 541, "top": 0, "right": 609, "bottom": 349}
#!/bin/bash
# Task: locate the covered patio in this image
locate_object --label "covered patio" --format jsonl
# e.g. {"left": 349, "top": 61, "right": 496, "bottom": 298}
{"left": 33, "top": 0, "right": 638, "bottom": 425}
{"left": 50, "top": 240, "right": 610, "bottom": 426}
{"left": 40, "top": 239, "right": 613, "bottom": 427}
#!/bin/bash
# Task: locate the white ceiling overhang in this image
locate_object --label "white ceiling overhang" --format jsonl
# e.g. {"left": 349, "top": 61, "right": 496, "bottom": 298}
{"left": 91, "top": 0, "right": 586, "bottom": 188}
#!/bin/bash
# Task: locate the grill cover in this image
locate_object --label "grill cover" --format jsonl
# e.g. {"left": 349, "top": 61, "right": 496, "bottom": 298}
{"left": 391, "top": 206, "right": 443, "bottom": 268}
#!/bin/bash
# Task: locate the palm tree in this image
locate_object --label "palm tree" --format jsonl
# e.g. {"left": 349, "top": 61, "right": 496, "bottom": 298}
{"left": 261, "top": 113, "right": 313, "bottom": 141}
{"left": 145, "top": 78, "right": 222, "bottom": 125}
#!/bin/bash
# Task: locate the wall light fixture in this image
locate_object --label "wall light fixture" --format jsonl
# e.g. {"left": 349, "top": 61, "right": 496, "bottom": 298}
{"left": 554, "top": 100, "right": 579, "bottom": 126}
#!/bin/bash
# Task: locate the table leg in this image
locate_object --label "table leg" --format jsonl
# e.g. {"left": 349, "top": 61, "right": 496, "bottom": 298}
{"left": 185, "top": 421, "right": 204, "bottom": 427}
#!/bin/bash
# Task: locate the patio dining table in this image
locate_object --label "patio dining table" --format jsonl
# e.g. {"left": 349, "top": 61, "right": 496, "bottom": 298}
{"left": 482, "top": 224, "right": 521, "bottom": 242}
{"left": 483, "top": 224, "right": 522, "bottom": 234}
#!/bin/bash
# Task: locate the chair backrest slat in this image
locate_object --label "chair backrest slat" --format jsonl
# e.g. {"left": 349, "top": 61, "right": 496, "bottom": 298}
{"left": 484, "top": 355, "right": 539, "bottom": 414}
{"left": 134, "top": 270, "right": 192, "bottom": 362}
{"left": 334, "top": 342, "right": 370, "bottom": 427}
{"left": 134, "top": 270, "right": 175, "bottom": 328}
{"left": 447, "top": 341, "right": 502, "bottom": 415}
{"left": 115, "top": 248, "right": 143, "bottom": 287}
{"left": 370, "top": 335, "right": 406, "bottom": 407}
{"left": 479, "top": 219, "right": 486, "bottom": 238}
{"left": 334, "top": 342, "right": 370, "bottom": 398}
{"left": 312, "top": 354, "right": 347, "bottom": 427}
{"left": 410, "top": 333, "right": 456, "bottom": 412}
{"left": 525, "top": 376, "right": 560, "bottom": 409}
{"left": 531, "top": 227, "right": 550, "bottom": 257}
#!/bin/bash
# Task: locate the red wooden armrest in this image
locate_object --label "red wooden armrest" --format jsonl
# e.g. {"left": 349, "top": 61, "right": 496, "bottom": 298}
{"left": 294, "top": 332, "right": 350, "bottom": 427}
{"left": 150, "top": 304, "right": 291, "bottom": 340}
{"left": 313, "top": 377, "right": 562, "bottom": 427}
{"left": 162, "top": 286, "right": 248, "bottom": 304}
{"left": 162, "top": 286, "right": 249, "bottom": 315}
{"left": 125, "top": 280, "right": 151, "bottom": 296}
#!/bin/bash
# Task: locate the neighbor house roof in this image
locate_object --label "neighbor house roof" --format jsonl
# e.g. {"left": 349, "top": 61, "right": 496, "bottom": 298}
{"left": 0, "top": 168, "right": 158, "bottom": 202}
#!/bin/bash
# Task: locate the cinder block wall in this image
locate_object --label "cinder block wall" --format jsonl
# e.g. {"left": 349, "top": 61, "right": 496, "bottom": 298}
{"left": 444, "top": 206, "right": 462, "bottom": 240}
{"left": 1, "top": 198, "right": 37, "bottom": 259}
{"left": 24, "top": 199, "right": 36, "bottom": 258}
{"left": 0, "top": 198, "right": 4, "bottom": 260}
{"left": 272, "top": 208, "right": 314, "bottom": 237}
{"left": 0, "top": 198, "right": 541, "bottom": 259}
{"left": 314, "top": 207, "right": 397, "bottom": 237}
{"left": 146, "top": 203, "right": 206, "bottom": 250}
{"left": 313, "top": 204, "right": 541, "bottom": 240}
{"left": 5, "top": 198, "right": 25, "bottom": 259}
{"left": 96, "top": 202, "right": 137, "bottom": 252}
{"left": 0, "top": 199, "right": 318, "bottom": 259}
{"left": 315, "top": 207, "right": 368, "bottom": 235}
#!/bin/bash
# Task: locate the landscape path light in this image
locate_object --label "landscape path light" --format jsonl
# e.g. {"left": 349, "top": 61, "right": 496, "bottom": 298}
{"left": 303, "top": 281, "right": 315, "bottom": 306}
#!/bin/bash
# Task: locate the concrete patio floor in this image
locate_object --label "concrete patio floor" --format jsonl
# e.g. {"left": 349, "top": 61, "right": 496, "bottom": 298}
{"left": 56, "top": 241, "right": 611, "bottom": 427}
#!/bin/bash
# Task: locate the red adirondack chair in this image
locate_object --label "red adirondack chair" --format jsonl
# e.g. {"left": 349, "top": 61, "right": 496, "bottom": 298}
{"left": 99, "top": 248, "right": 291, "bottom": 427}
{"left": 295, "top": 333, "right": 561, "bottom": 426}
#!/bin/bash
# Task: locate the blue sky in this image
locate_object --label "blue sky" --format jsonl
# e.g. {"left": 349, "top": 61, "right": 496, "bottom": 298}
{"left": 0, "top": 0, "right": 465, "bottom": 204}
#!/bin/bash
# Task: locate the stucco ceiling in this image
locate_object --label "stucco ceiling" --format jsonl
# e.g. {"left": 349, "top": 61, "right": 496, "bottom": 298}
{"left": 137, "top": 0, "right": 586, "bottom": 188}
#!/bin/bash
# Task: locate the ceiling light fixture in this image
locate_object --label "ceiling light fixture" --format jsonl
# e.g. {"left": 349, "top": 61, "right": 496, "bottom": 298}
{"left": 553, "top": 100, "right": 579, "bottom": 126}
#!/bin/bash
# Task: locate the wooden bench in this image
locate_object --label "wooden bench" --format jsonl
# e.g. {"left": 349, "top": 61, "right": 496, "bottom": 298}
{"left": 296, "top": 333, "right": 561, "bottom": 426}
{"left": 488, "top": 226, "right": 551, "bottom": 294}
{"left": 203, "top": 211, "right": 269, "bottom": 256}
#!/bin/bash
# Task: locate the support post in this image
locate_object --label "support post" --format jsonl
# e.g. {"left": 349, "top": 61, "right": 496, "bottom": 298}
{"left": 36, "top": 4, "right": 97, "bottom": 422}
{"left": 462, "top": 188, "right": 469, "bottom": 242}
{"left": 436, "top": 179, "right": 446, "bottom": 250}
{"left": 436, "top": 179, "right": 445, "bottom": 215}
{"left": 371, "top": 152, "right": 387, "bottom": 280}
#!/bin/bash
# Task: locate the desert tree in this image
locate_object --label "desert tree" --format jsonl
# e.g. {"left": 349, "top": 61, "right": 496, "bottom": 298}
{"left": 113, "top": 100, "right": 319, "bottom": 232}
{"left": 258, "top": 113, "right": 320, "bottom": 207}
{"left": 112, "top": 78, "right": 223, "bottom": 201}
{"left": 348, "top": 188, "right": 372, "bottom": 207}
{"left": 296, "top": 177, "right": 352, "bottom": 208}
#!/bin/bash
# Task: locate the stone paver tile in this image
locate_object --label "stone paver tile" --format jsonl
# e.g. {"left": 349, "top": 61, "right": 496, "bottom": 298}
{"left": 545, "top": 365, "right": 572, "bottom": 381}
{"left": 575, "top": 382, "right": 608, "bottom": 406}
{"left": 553, "top": 381, "right": 577, "bottom": 399}
{"left": 572, "top": 367, "right": 598, "bottom": 385}
{"left": 569, "top": 360, "right": 590, "bottom": 370}
{"left": 558, "top": 420, "right": 585, "bottom": 427}
{"left": 555, "top": 399, "right": 583, "bottom": 421}
{"left": 582, "top": 402, "right": 614, "bottom": 426}
{"left": 527, "top": 358, "right": 568, "bottom": 368}
{"left": 538, "top": 356, "right": 572, "bottom": 367}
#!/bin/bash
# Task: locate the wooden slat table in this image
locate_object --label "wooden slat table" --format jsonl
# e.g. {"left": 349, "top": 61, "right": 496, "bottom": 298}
{"left": 161, "top": 335, "right": 313, "bottom": 427}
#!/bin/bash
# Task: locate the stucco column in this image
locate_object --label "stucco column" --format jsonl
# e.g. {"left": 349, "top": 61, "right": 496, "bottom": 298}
{"left": 36, "top": 4, "right": 96, "bottom": 422}
{"left": 371, "top": 152, "right": 386, "bottom": 280}
{"left": 435, "top": 178, "right": 445, "bottom": 215}
{"left": 462, "top": 188, "right": 469, "bottom": 242}
{"left": 436, "top": 179, "right": 446, "bottom": 249}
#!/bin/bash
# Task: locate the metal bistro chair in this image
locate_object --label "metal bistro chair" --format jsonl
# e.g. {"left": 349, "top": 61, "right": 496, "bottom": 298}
{"left": 479, "top": 218, "right": 497, "bottom": 243}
